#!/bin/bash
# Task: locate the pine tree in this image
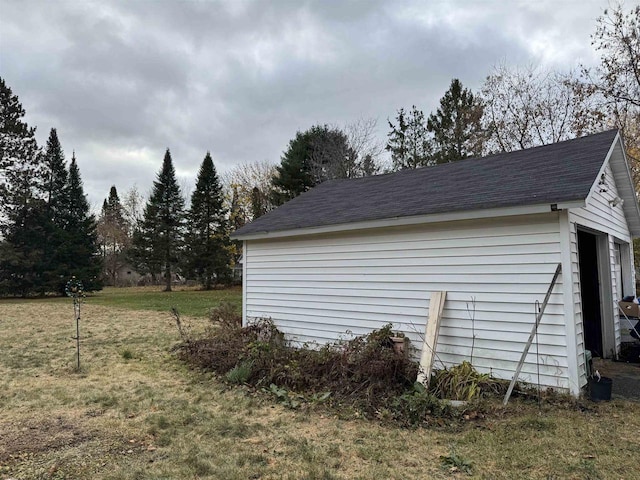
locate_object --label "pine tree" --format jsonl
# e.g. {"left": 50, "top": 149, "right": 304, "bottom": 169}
{"left": 0, "top": 77, "right": 42, "bottom": 235}
{"left": 271, "top": 130, "right": 316, "bottom": 205}
{"left": 427, "top": 79, "right": 484, "bottom": 164}
{"left": 131, "top": 149, "right": 185, "bottom": 292}
{"left": 185, "top": 152, "right": 231, "bottom": 289}
{"left": 271, "top": 125, "right": 355, "bottom": 205}
{"left": 386, "top": 106, "right": 432, "bottom": 170}
{"left": 0, "top": 198, "right": 51, "bottom": 296}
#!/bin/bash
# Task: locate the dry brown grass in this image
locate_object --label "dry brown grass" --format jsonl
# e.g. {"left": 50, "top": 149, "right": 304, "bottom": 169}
{"left": 1, "top": 296, "right": 640, "bottom": 479}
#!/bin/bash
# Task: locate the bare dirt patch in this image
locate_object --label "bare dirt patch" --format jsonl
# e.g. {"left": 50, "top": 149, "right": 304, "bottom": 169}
{"left": 0, "top": 415, "right": 92, "bottom": 462}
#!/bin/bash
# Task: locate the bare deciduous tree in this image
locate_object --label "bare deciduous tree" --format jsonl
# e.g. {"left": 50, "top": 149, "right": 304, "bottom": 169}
{"left": 481, "top": 64, "right": 605, "bottom": 153}
{"left": 581, "top": 3, "right": 639, "bottom": 167}
{"left": 121, "top": 184, "right": 145, "bottom": 235}
{"left": 223, "top": 160, "right": 277, "bottom": 222}
{"left": 344, "top": 118, "right": 385, "bottom": 175}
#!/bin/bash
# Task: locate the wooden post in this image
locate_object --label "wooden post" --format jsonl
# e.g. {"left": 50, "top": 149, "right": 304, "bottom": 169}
{"left": 417, "top": 291, "right": 447, "bottom": 386}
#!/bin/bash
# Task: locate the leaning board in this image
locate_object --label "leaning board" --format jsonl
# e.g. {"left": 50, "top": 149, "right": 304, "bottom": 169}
{"left": 417, "top": 291, "right": 446, "bottom": 386}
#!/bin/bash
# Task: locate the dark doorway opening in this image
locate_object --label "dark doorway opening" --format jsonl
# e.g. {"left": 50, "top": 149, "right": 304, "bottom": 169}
{"left": 578, "top": 230, "right": 603, "bottom": 357}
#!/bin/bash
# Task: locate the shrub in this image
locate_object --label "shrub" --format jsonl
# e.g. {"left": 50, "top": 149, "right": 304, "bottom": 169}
{"left": 121, "top": 349, "right": 134, "bottom": 360}
{"left": 225, "top": 361, "right": 252, "bottom": 384}
{"left": 392, "top": 381, "right": 447, "bottom": 426}
{"left": 430, "top": 361, "right": 505, "bottom": 401}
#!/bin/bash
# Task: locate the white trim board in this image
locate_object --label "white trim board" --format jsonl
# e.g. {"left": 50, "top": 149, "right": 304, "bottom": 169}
{"left": 233, "top": 202, "right": 584, "bottom": 241}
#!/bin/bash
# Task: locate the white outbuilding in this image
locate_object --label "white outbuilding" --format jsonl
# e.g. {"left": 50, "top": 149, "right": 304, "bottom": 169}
{"left": 232, "top": 130, "right": 640, "bottom": 395}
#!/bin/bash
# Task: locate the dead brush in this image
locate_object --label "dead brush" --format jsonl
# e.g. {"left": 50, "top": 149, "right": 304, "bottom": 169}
{"left": 208, "top": 302, "right": 242, "bottom": 328}
{"left": 178, "top": 321, "right": 420, "bottom": 418}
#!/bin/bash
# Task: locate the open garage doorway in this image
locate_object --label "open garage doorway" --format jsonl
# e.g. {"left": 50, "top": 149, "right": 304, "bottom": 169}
{"left": 577, "top": 229, "right": 615, "bottom": 358}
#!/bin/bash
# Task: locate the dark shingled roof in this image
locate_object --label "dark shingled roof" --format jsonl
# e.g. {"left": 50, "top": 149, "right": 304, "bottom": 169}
{"left": 233, "top": 130, "right": 618, "bottom": 238}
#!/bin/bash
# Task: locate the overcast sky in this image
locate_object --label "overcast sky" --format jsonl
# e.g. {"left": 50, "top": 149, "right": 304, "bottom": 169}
{"left": 0, "top": 0, "right": 609, "bottom": 210}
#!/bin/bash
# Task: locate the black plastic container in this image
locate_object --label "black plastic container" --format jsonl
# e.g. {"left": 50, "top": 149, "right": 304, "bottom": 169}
{"left": 588, "top": 376, "right": 613, "bottom": 401}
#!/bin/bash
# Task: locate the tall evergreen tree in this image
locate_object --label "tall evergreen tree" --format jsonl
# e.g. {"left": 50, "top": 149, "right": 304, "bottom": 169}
{"left": 386, "top": 106, "right": 432, "bottom": 170}
{"left": 131, "top": 149, "right": 185, "bottom": 291}
{"left": 43, "top": 128, "right": 68, "bottom": 224}
{"left": 61, "top": 153, "right": 102, "bottom": 291}
{"left": 38, "top": 128, "right": 70, "bottom": 293}
{"left": 271, "top": 129, "right": 317, "bottom": 205}
{"left": 0, "top": 77, "right": 42, "bottom": 235}
{"left": 97, "top": 186, "right": 130, "bottom": 285}
{"left": 427, "top": 79, "right": 485, "bottom": 164}
{"left": 185, "top": 152, "right": 231, "bottom": 289}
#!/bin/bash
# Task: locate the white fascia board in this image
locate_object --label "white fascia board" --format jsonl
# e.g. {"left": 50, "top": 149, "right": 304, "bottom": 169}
{"left": 233, "top": 201, "right": 584, "bottom": 241}
{"left": 614, "top": 135, "right": 640, "bottom": 236}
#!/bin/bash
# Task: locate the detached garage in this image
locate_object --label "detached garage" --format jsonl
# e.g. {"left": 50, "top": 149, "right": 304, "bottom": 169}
{"left": 232, "top": 130, "right": 640, "bottom": 396}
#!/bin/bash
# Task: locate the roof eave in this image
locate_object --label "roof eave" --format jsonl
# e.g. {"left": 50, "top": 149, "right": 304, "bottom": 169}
{"left": 232, "top": 201, "right": 585, "bottom": 241}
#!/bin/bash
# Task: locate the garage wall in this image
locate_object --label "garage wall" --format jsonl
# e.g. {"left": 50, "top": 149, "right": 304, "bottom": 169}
{"left": 244, "top": 212, "right": 570, "bottom": 389}
{"left": 569, "top": 160, "right": 633, "bottom": 385}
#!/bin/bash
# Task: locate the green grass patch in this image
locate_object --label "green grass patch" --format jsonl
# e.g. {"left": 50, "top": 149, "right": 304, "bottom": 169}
{"left": 88, "top": 285, "right": 242, "bottom": 318}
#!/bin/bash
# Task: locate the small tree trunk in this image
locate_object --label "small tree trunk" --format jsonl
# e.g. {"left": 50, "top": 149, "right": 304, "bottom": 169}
{"left": 164, "top": 263, "right": 172, "bottom": 292}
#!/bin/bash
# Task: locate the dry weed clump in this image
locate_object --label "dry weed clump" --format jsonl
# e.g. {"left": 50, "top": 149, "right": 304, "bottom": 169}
{"left": 177, "top": 308, "right": 423, "bottom": 418}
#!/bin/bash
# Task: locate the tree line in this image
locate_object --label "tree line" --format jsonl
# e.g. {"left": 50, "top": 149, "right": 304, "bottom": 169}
{"left": 226, "top": 4, "right": 638, "bottom": 227}
{"left": 0, "top": 80, "right": 101, "bottom": 296}
{"left": 1, "top": 3, "right": 637, "bottom": 294}
{"left": 98, "top": 150, "right": 231, "bottom": 292}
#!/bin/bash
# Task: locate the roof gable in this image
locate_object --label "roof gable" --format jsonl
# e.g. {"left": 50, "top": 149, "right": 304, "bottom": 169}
{"left": 234, "top": 130, "right": 632, "bottom": 239}
{"left": 599, "top": 133, "right": 640, "bottom": 236}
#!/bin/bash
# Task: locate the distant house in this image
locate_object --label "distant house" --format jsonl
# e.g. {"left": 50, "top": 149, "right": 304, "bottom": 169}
{"left": 113, "top": 263, "right": 142, "bottom": 287}
{"left": 232, "top": 130, "right": 640, "bottom": 396}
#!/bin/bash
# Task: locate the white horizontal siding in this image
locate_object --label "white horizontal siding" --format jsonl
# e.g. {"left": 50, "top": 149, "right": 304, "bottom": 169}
{"left": 245, "top": 213, "right": 570, "bottom": 390}
{"left": 571, "top": 163, "right": 630, "bottom": 242}
{"left": 569, "top": 159, "right": 633, "bottom": 385}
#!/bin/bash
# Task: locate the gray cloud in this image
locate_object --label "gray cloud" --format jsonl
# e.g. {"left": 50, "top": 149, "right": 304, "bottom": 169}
{"left": 0, "top": 0, "right": 607, "bottom": 208}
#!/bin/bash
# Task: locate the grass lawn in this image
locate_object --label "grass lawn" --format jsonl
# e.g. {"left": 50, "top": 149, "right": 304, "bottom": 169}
{"left": 1, "top": 289, "right": 639, "bottom": 479}
{"left": 89, "top": 285, "right": 243, "bottom": 318}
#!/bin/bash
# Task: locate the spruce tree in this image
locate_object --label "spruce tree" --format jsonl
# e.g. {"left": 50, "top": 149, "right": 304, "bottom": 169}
{"left": 38, "top": 128, "right": 70, "bottom": 293}
{"left": 131, "top": 149, "right": 185, "bottom": 291}
{"left": 185, "top": 152, "right": 231, "bottom": 289}
{"left": 61, "top": 153, "right": 102, "bottom": 291}
{"left": 427, "top": 79, "right": 485, "bottom": 164}
{"left": 43, "top": 128, "right": 68, "bottom": 224}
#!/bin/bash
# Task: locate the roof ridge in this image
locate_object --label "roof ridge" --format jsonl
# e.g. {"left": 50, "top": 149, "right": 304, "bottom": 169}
{"left": 318, "top": 129, "right": 619, "bottom": 186}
